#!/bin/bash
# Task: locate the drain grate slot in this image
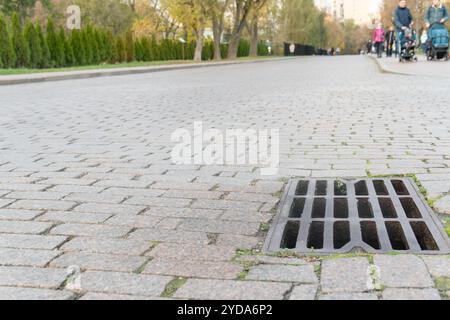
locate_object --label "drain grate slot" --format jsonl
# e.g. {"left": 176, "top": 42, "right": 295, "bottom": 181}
{"left": 312, "top": 198, "right": 326, "bottom": 218}
{"left": 400, "top": 198, "right": 422, "bottom": 219}
{"left": 361, "top": 221, "right": 381, "bottom": 250}
{"left": 296, "top": 181, "right": 309, "bottom": 196}
{"left": 373, "top": 180, "right": 389, "bottom": 196}
{"left": 264, "top": 178, "right": 450, "bottom": 254}
{"left": 290, "top": 198, "right": 306, "bottom": 218}
{"left": 392, "top": 180, "right": 410, "bottom": 196}
{"left": 334, "top": 181, "right": 347, "bottom": 196}
{"left": 334, "top": 198, "right": 349, "bottom": 219}
{"left": 334, "top": 221, "right": 350, "bottom": 249}
{"left": 307, "top": 222, "right": 324, "bottom": 249}
{"left": 280, "top": 221, "right": 300, "bottom": 249}
{"left": 315, "top": 181, "right": 327, "bottom": 196}
{"left": 379, "top": 198, "right": 398, "bottom": 219}
{"left": 358, "top": 198, "right": 374, "bottom": 219}
{"left": 410, "top": 222, "right": 439, "bottom": 251}
{"left": 385, "top": 221, "right": 409, "bottom": 250}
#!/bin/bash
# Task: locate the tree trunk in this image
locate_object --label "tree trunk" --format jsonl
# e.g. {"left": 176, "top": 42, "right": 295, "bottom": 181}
{"left": 249, "top": 17, "right": 258, "bottom": 57}
{"left": 194, "top": 29, "right": 204, "bottom": 62}
{"left": 212, "top": 15, "right": 222, "bottom": 60}
{"left": 227, "top": 1, "right": 252, "bottom": 59}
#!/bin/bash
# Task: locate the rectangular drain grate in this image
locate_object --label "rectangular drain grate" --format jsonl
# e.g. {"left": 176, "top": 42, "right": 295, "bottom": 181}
{"left": 264, "top": 178, "right": 450, "bottom": 254}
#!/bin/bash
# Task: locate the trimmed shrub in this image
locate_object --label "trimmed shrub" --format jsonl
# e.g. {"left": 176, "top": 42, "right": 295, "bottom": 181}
{"left": 24, "top": 21, "right": 42, "bottom": 68}
{"left": 11, "top": 12, "right": 30, "bottom": 68}
{"left": 36, "top": 24, "right": 50, "bottom": 68}
{"left": 0, "top": 14, "right": 16, "bottom": 68}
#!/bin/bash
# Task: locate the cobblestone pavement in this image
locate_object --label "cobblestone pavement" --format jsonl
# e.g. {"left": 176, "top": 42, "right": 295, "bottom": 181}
{"left": 0, "top": 56, "right": 448, "bottom": 300}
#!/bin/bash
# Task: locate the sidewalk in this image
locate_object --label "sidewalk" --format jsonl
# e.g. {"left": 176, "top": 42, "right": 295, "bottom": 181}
{"left": 370, "top": 55, "right": 450, "bottom": 77}
{"left": 0, "top": 57, "right": 290, "bottom": 86}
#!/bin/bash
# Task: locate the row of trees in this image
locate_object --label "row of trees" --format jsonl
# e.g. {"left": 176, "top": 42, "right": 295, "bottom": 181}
{"left": 0, "top": 12, "right": 266, "bottom": 69}
{"left": 0, "top": 0, "right": 375, "bottom": 70}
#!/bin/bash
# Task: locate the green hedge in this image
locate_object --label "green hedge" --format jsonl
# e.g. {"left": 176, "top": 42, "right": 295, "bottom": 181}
{"left": 0, "top": 13, "right": 270, "bottom": 69}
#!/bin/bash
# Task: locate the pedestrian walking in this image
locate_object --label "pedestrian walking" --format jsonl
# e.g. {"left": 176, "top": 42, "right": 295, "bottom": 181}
{"left": 373, "top": 23, "right": 385, "bottom": 58}
{"left": 425, "top": 0, "right": 449, "bottom": 29}
{"left": 385, "top": 26, "right": 396, "bottom": 57}
{"left": 394, "top": 0, "right": 414, "bottom": 56}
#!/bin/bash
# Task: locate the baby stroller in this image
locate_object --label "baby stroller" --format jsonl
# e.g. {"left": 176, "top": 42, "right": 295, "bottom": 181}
{"left": 399, "top": 28, "right": 418, "bottom": 62}
{"left": 427, "top": 22, "right": 449, "bottom": 61}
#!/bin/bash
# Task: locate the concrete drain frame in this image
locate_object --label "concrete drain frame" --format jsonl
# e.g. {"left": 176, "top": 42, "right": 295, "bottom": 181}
{"left": 263, "top": 178, "right": 450, "bottom": 255}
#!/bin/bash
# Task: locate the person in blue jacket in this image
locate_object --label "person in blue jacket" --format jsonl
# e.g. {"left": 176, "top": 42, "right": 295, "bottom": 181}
{"left": 425, "top": 0, "right": 449, "bottom": 28}
{"left": 394, "top": 0, "right": 414, "bottom": 55}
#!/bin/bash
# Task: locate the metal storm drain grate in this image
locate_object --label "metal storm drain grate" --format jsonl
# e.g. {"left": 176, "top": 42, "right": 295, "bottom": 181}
{"left": 264, "top": 178, "right": 450, "bottom": 254}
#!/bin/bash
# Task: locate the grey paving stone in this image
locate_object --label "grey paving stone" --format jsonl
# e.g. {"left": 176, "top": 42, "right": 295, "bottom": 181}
{"left": 125, "top": 196, "right": 191, "bottom": 208}
{"left": 61, "top": 237, "right": 151, "bottom": 256}
{"left": 144, "top": 207, "right": 223, "bottom": 219}
{"left": 128, "top": 228, "right": 209, "bottom": 245}
{"left": 246, "top": 264, "right": 318, "bottom": 283}
{"left": 50, "top": 223, "right": 130, "bottom": 238}
{"left": 421, "top": 256, "right": 450, "bottom": 278}
{"left": 0, "top": 248, "right": 60, "bottom": 267}
{"left": 0, "top": 199, "right": 16, "bottom": 208}
{"left": 143, "top": 259, "right": 243, "bottom": 279}
{"left": 162, "top": 190, "right": 223, "bottom": 200}
{"left": 8, "top": 200, "right": 76, "bottom": 211}
{"left": 51, "top": 252, "right": 147, "bottom": 272}
{"left": 73, "top": 203, "right": 146, "bottom": 215}
{"left": 0, "top": 234, "right": 67, "bottom": 250}
{"left": 374, "top": 255, "right": 434, "bottom": 288}
{"left": 0, "top": 286, "right": 75, "bottom": 300}
{"left": 0, "top": 220, "right": 53, "bottom": 235}
{"left": 174, "top": 279, "right": 291, "bottom": 300}
{"left": 155, "top": 217, "right": 183, "bottom": 230}
{"left": 41, "top": 178, "right": 97, "bottom": 186}
{"left": 104, "top": 214, "right": 161, "bottom": 228}
{"left": 220, "top": 210, "right": 273, "bottom": 223}
{"left": 382, "top": 288, "right": 441, "bottom": 300}
{"left": 0, "top": 209, "right": 43, "bottom": 221}
{"left": 37, "top": 211, "right": 112, "bottom": 224}
{"left": 0, "top": 266, "right": 68, "bottom": 289}
{"left": 150, "top": 182, "right": 214, "bottom": 191}
{"left": 321, "top": 258, "right": 372, "bottom": 293}
{"left": 48, "top": 185, "right": 106, "bottom": 194}
{"left": 319, "top": 293, "right": 379, "bottom": 301}
{"left": 0, "top": 184, "right": 48, "bottom": 191}
{"left": 101, "top": 187, "right": 165, "bottom": 197}
{"left": 434, "top": 196, "right": 450, "bottom": 214}
{"left": 5, "top": 191, "right": 68, "bottom": 201}
{"left": 79, "top": 271, "right": 172, "bottom": 297}
{"left": 63, "top": 193, "right": 126, "bottom": 204}
{"left": 225, "top": 193, "right": 279, "bottom": 203}
{"left": 191, "top": 200, "right": 262, "bottom": 211}
{"left": 179, "top": 219, "right": 260, "bottom": 236}
{"left": 216, "top": 234, "right": 260, "bottom": 249}
{"left": 237, "top": 256, "right": 308, "bottom": 265}
{"left": 149, "top": 243, "right": 236, "bottom": 262}
{"left": 80, "top": 292, "right": 161, "bottom": 300}
{"left": 289, "top": 285, "right": 318, "bottom": 300}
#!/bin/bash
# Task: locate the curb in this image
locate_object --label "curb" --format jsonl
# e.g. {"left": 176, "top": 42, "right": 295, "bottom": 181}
{"left": 0, "top": 57, "right": 293, "bottom": 86}
{"left": 367, "top": 55, "right": 413, "bottom": 76}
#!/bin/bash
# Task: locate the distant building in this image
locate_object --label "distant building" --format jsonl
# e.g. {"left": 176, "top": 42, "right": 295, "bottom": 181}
{"left": 315, "top": 0, "right": 378, "bottom": 25}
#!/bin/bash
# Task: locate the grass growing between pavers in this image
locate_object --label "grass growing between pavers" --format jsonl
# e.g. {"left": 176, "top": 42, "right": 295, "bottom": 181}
{"left": 161, "top": 277, "right": 188, "bottom": 298}
{"left": 435, "top": 277, "right": 450, "bottom": 300}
